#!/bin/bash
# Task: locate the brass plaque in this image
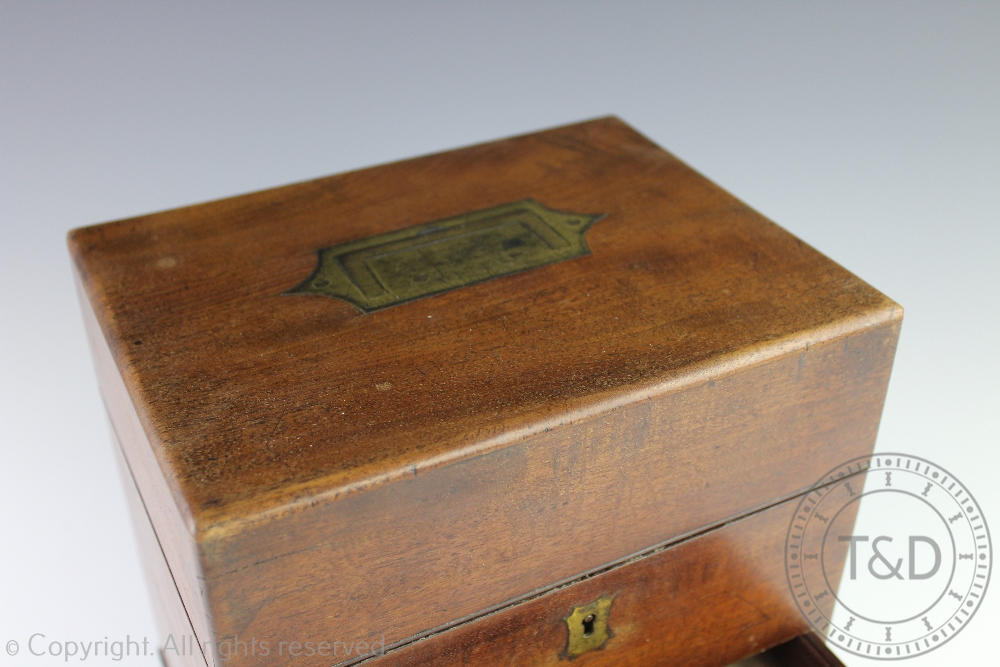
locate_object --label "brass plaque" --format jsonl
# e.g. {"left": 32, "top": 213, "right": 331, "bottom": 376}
{"left": 287, "top": 199, "right": 603, "bottom": 312}
{"left": 562, "top": 595, "right": 614, "bottom": 660}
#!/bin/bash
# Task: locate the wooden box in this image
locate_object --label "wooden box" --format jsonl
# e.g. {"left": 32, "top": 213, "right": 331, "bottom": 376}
{"left": 69, "top": 117, "right": 901, "bottom": 666}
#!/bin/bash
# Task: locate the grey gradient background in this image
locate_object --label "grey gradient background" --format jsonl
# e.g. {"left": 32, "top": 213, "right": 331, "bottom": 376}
{"left": 1, "top": 2, "right": 997, "bottom": 665}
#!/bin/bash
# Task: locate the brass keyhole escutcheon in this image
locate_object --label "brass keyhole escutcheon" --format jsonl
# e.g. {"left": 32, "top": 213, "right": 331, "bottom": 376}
{"left": 562, "top": 595, "right": 614, "bottom": 659}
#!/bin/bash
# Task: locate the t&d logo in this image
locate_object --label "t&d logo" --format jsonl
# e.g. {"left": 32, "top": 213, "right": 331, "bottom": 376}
{"left": 785, "top": 453, "right": 992, "bottom": 660}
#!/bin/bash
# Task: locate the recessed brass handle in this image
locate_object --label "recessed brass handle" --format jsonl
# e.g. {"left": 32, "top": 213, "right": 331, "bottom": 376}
{"left": 286, "top": 198, "right": 603, "bottom": 312}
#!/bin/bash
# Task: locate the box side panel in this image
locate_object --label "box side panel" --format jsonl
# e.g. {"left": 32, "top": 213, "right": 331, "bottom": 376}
{"left": 75, "top": 276, "right": 218, "bottom": 666}
{"left": 112, "top": 428, "right": 210, "bottom": 667}
{"left": 201, "top": 317, "right": 899, "bottom": 664}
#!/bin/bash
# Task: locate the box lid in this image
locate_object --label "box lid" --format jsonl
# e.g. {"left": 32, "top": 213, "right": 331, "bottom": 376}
{"left": 70, "top": 116, "right": 895, "bottom": 529}
{"left": 70, "top": 117, "right": 900, "bottom": 661}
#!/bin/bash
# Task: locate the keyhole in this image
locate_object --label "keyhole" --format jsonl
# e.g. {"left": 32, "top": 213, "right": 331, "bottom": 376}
{"left": 582, "top": 613, "right": 596, "bottom": 637}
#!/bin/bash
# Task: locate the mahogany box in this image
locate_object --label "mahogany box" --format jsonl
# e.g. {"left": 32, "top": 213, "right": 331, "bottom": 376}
{"left": 69, "top": 117, "right": 901, "bottom": 666}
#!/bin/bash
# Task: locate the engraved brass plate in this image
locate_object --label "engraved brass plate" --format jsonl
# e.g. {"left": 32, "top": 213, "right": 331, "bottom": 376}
{"left": 287, "top": 199, "right": 603, "bottom": 312}
{"left": 562, "top": 595, "right": 614, "bottom": 660}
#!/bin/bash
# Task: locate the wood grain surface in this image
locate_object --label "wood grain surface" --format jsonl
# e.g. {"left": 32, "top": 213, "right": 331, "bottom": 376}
{"left": 112, "top": 426, "right": 209, "bottom": 667}
{"left": 361, "top": 492, "right": 851, "bottom": 666}
{"left": 70, "top": 117, "right": 901, "bottom": 665}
